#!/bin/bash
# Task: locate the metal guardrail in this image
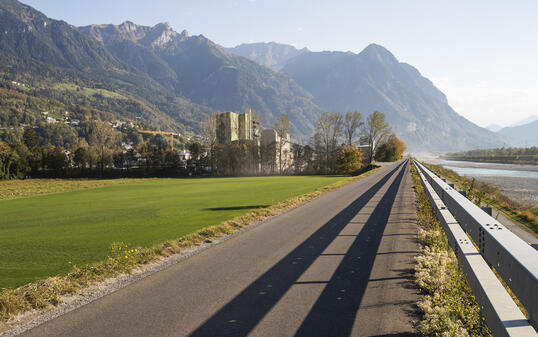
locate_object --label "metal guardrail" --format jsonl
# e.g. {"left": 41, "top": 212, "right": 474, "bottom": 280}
{"left": 414, "top": 160, "right": 538, "bottom": 336}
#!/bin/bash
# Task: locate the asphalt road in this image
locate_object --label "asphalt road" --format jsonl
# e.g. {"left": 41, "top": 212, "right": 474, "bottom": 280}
{"left": 22, "top": 160, "right": 419, "bottom": 337}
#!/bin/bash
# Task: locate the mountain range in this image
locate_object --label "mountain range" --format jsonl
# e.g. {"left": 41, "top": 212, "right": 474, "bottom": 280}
{"left": 226, "top": 42, "right": 309, "bottom": 71}
{"left": 77, "top": 22, "right": 321, "bottom": 136}
{"left": 0, "top": 0, "right": 320, "bottom": 138}
{"left": 497, "top": 120, "right": 538, "bottom": 147}
{"left": 0, "top": 0, "right": 516, "bottom": 152}
{"left": 229, "top": 42, "right": 507, "bottom": 151}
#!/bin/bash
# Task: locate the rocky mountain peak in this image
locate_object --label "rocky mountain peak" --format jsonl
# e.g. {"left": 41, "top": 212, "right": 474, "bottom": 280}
{"left": 359, "top": 43, "right": 398, "bottom": 64}
{"left": 143, "top": 22, "right": 180, "bottom": 47}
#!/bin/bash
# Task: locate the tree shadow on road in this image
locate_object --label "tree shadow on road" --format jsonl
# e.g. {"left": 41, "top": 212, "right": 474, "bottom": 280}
{"left": 188, "top": 162, "right": 407, "bottom": 337}
{"left": 294, "top": 164, "right": 406, "bottom": 337}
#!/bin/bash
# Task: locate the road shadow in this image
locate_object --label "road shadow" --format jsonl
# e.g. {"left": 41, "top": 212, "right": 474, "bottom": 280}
{"left": 294, "top": 163, "right": 406, "bottom": 337}
{"left": 188, "top": 162, "right": 405, "bottom": 337}
{"left": 204, "top": 205, "right": 270, "bottom": 211}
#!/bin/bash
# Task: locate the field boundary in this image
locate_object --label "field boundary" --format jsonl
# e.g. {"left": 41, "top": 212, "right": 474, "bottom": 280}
{"left": 0, "top": 165, "right": 384, "bottom": 335}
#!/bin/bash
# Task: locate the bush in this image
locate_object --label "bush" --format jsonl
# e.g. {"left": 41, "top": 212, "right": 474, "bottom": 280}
{"left": 336, "top": 145, "right": 363, "bottom": 175}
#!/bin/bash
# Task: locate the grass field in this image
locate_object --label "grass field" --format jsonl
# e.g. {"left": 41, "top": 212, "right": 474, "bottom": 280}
{"left": 52, "top": 83, "right": 126, "bottom": 99}
{"left": 0, "top": 176, "right": 344, "bottom": 289}
{"left": 0, "top": 179, "right": 143, "bottom": 201}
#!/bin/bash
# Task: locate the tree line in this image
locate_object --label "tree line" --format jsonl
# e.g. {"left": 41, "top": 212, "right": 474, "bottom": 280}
{"left": 443, "top": 147, "right": 538, "bottom": 165}
{"left": 199, "top": 110, "right": 406, "bottom": 176}
{"left": 0, "top": 110, "right": 406, "bottom": 180}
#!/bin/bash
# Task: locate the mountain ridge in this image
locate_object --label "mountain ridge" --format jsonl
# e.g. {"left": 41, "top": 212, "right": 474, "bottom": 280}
{"left": 498, "top": 120, "right": 538, "bottom": 147}
{"left": 77, "top": 21, "right": 322, "bottom": 138}
{"left": 226, "top": 42, "right": 309, "bottom": 71}
{"left": 1, "top": 1, "right": 323, "bottom": 139}
{"left": 1, "top": 0, "right": 517, "bottom": 152}
{"left": 279, "top": 43, "right": 507, "bottom": 152}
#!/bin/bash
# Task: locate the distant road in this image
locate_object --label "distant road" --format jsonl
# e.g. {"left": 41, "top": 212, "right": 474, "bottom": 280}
{"left": 21, "top": 160, "right": 419, "bottom": 337}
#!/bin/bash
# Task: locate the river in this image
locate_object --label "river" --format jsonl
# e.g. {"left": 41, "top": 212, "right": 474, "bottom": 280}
{"left": 425, "top": 159, "right": 538, "bottom": 206}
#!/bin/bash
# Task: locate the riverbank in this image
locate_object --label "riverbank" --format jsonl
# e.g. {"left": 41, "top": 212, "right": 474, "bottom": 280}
{"left": 426, "top": 159, "right": 538, "bottom": 207}
{"left": 422, "top": 163, "right": 537, "bottom": 235}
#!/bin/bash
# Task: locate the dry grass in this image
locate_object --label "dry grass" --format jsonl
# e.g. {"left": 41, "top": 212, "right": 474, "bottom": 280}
{"left": 0, "top": 178, "right": 149, "bottom": 201}
{"left": 0, "top": 167, "right": 382, "bottom": 328}
{"left": 411, "top": 163, "right": 491, "bottom": 337}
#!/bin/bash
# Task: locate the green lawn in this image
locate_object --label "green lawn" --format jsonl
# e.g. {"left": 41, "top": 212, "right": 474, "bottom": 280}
{"left": 0, "top": 176, "right": 344, "bottom": 289}
{"left": 52, "top": 83, "right": 126, "bottom": 99}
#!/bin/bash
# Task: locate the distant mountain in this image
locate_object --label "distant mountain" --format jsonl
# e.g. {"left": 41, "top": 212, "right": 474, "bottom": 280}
{"left": 0, "top": 0, "right": 516, "bottom": 152}
{"left": 0, "top": 0, "right": 211, "bottom": 133}
{"left": 0, "top": 0, "right": 321, "bottom": 139}
{"left": 78, "top": 23, "right": 321, "bottom": 137}
{"left": 486, "top": 123, "right": 503, "bottom": 132}
{"left": 498, "top": 120, "right": 538, "bottom": 147}
{"left": 226, "top": 42, "right": 309, "bottom": 71}
{"left": 281, "top": 44, "right": 506, "bottom": 152}
{"left": 509, "top": 115, "right": 538, "bottom": 127}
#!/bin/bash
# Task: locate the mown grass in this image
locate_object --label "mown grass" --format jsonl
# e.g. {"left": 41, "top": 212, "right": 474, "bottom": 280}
{"left": 0, "top": 176, "right": 348, "bottom": 289}
{"left": 424, "top": 163, "right": 538, "bottom": 235}
{"left": 411, "top": 162, "right": 491, "bottom": 336}
{"left": 0, "top": 168, "right": 382, "bottom": 327}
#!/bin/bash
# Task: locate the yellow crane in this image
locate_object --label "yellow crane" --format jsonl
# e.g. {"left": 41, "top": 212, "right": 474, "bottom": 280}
{"left": 137, "top": 130, "right": 181, "bottom": 151}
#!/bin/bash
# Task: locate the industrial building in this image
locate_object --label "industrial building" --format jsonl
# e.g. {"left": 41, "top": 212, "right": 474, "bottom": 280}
{"left": 216, "top": 110, "right": 293, "bottom": 172}
{"left": 216, "top": 110, "right": 252, "bottom": 144}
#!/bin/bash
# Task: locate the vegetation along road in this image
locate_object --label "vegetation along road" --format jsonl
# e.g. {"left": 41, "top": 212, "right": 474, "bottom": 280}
{"left": 0, "top": 175, "right": 345, "bottom": 289}
{"left": 19, "top": 160, "right": 418, "bottom": 337}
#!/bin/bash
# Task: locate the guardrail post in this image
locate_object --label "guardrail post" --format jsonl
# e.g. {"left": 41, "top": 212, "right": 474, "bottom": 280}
{"left": 481, "top": 206, "right": 493, "bottom": 216}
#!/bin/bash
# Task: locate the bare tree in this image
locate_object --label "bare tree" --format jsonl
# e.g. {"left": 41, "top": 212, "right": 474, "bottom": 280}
{"left": 251, "top": 110, "right": 264, "bottom": 139}
{"left": 361, "top": 111, "right": 391, "bottom": 164}
{"left": 344, "top": 110, "right": 363, "bottom": 146}
{"left": 88, "top": 121, "right": 117, "bottom": 175}
{"left": 274, "top": 113, "right": 291, "bottom": 174}
{"left": 200, "top": 113, "right": 217, "bottom": 171}
{"left": 316, "top": 112, "right": 343, "bottom": 172}
{"left": 200, "top": 113, "right": 217, "bottom": 146}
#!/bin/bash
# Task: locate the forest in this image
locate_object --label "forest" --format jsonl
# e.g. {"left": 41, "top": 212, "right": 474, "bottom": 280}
{"left": 443, "top": 147, "right": 538, "bottom": 165}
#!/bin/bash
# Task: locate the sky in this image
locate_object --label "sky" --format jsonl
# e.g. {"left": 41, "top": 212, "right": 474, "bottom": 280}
{"left": 21, "top": 0, "right": 538, "bottom": 128}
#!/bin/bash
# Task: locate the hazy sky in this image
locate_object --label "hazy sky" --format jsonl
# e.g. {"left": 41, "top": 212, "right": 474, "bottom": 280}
{"left": 21, "top": 0, "right": 538, "bottom": 128}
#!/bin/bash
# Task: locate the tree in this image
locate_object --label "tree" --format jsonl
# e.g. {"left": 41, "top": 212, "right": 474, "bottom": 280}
{"left": 113, "top": 151, "right": 127, "bottom": 169}
{"left": 88, "top": 121, "right": 117, "bottom": 175}
{"left": 22, "top": 127, "right": 39, "bottom": 151}
{"left": 260, "top": 141, "right": 277, "bottom": 174}
{"left": 274, "top": 113, "right": 291, "bottom": 174}
{"left": 315, "top": 112, "right": 343, "bottom": 173}
{"left": 22, "top": 127, "right": 41, "bottom": 172}
{"left": 375, "top": 133, "right": 406, "bottom": 162}
{"left": 200, "top": 113, "right": 217, "bottom": 169}
{"left": 0, "top": 141, "right": 15, "bottom": 179}
{"left": 361, "top": 111, "right": 391, "bottom": 164}
{"left": 303, "top": 144, "right": 315, "bottom": 174}
{"left": 188, "top": 142, "right": 203, "bottom": 170}
{"left": 344, "top": 110, "right": 363, "bottom": 146}
{"left": 291, "top": 143, "right": 304, "bottom": 174}
{"left": 337, "top": 146, "right": 363, "bottom": 175}
{"left": 44, "top": 146, "right": 67, "bottom": 174}
{"left": 73, "top": 146, "right": 89, "bottom": 169}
